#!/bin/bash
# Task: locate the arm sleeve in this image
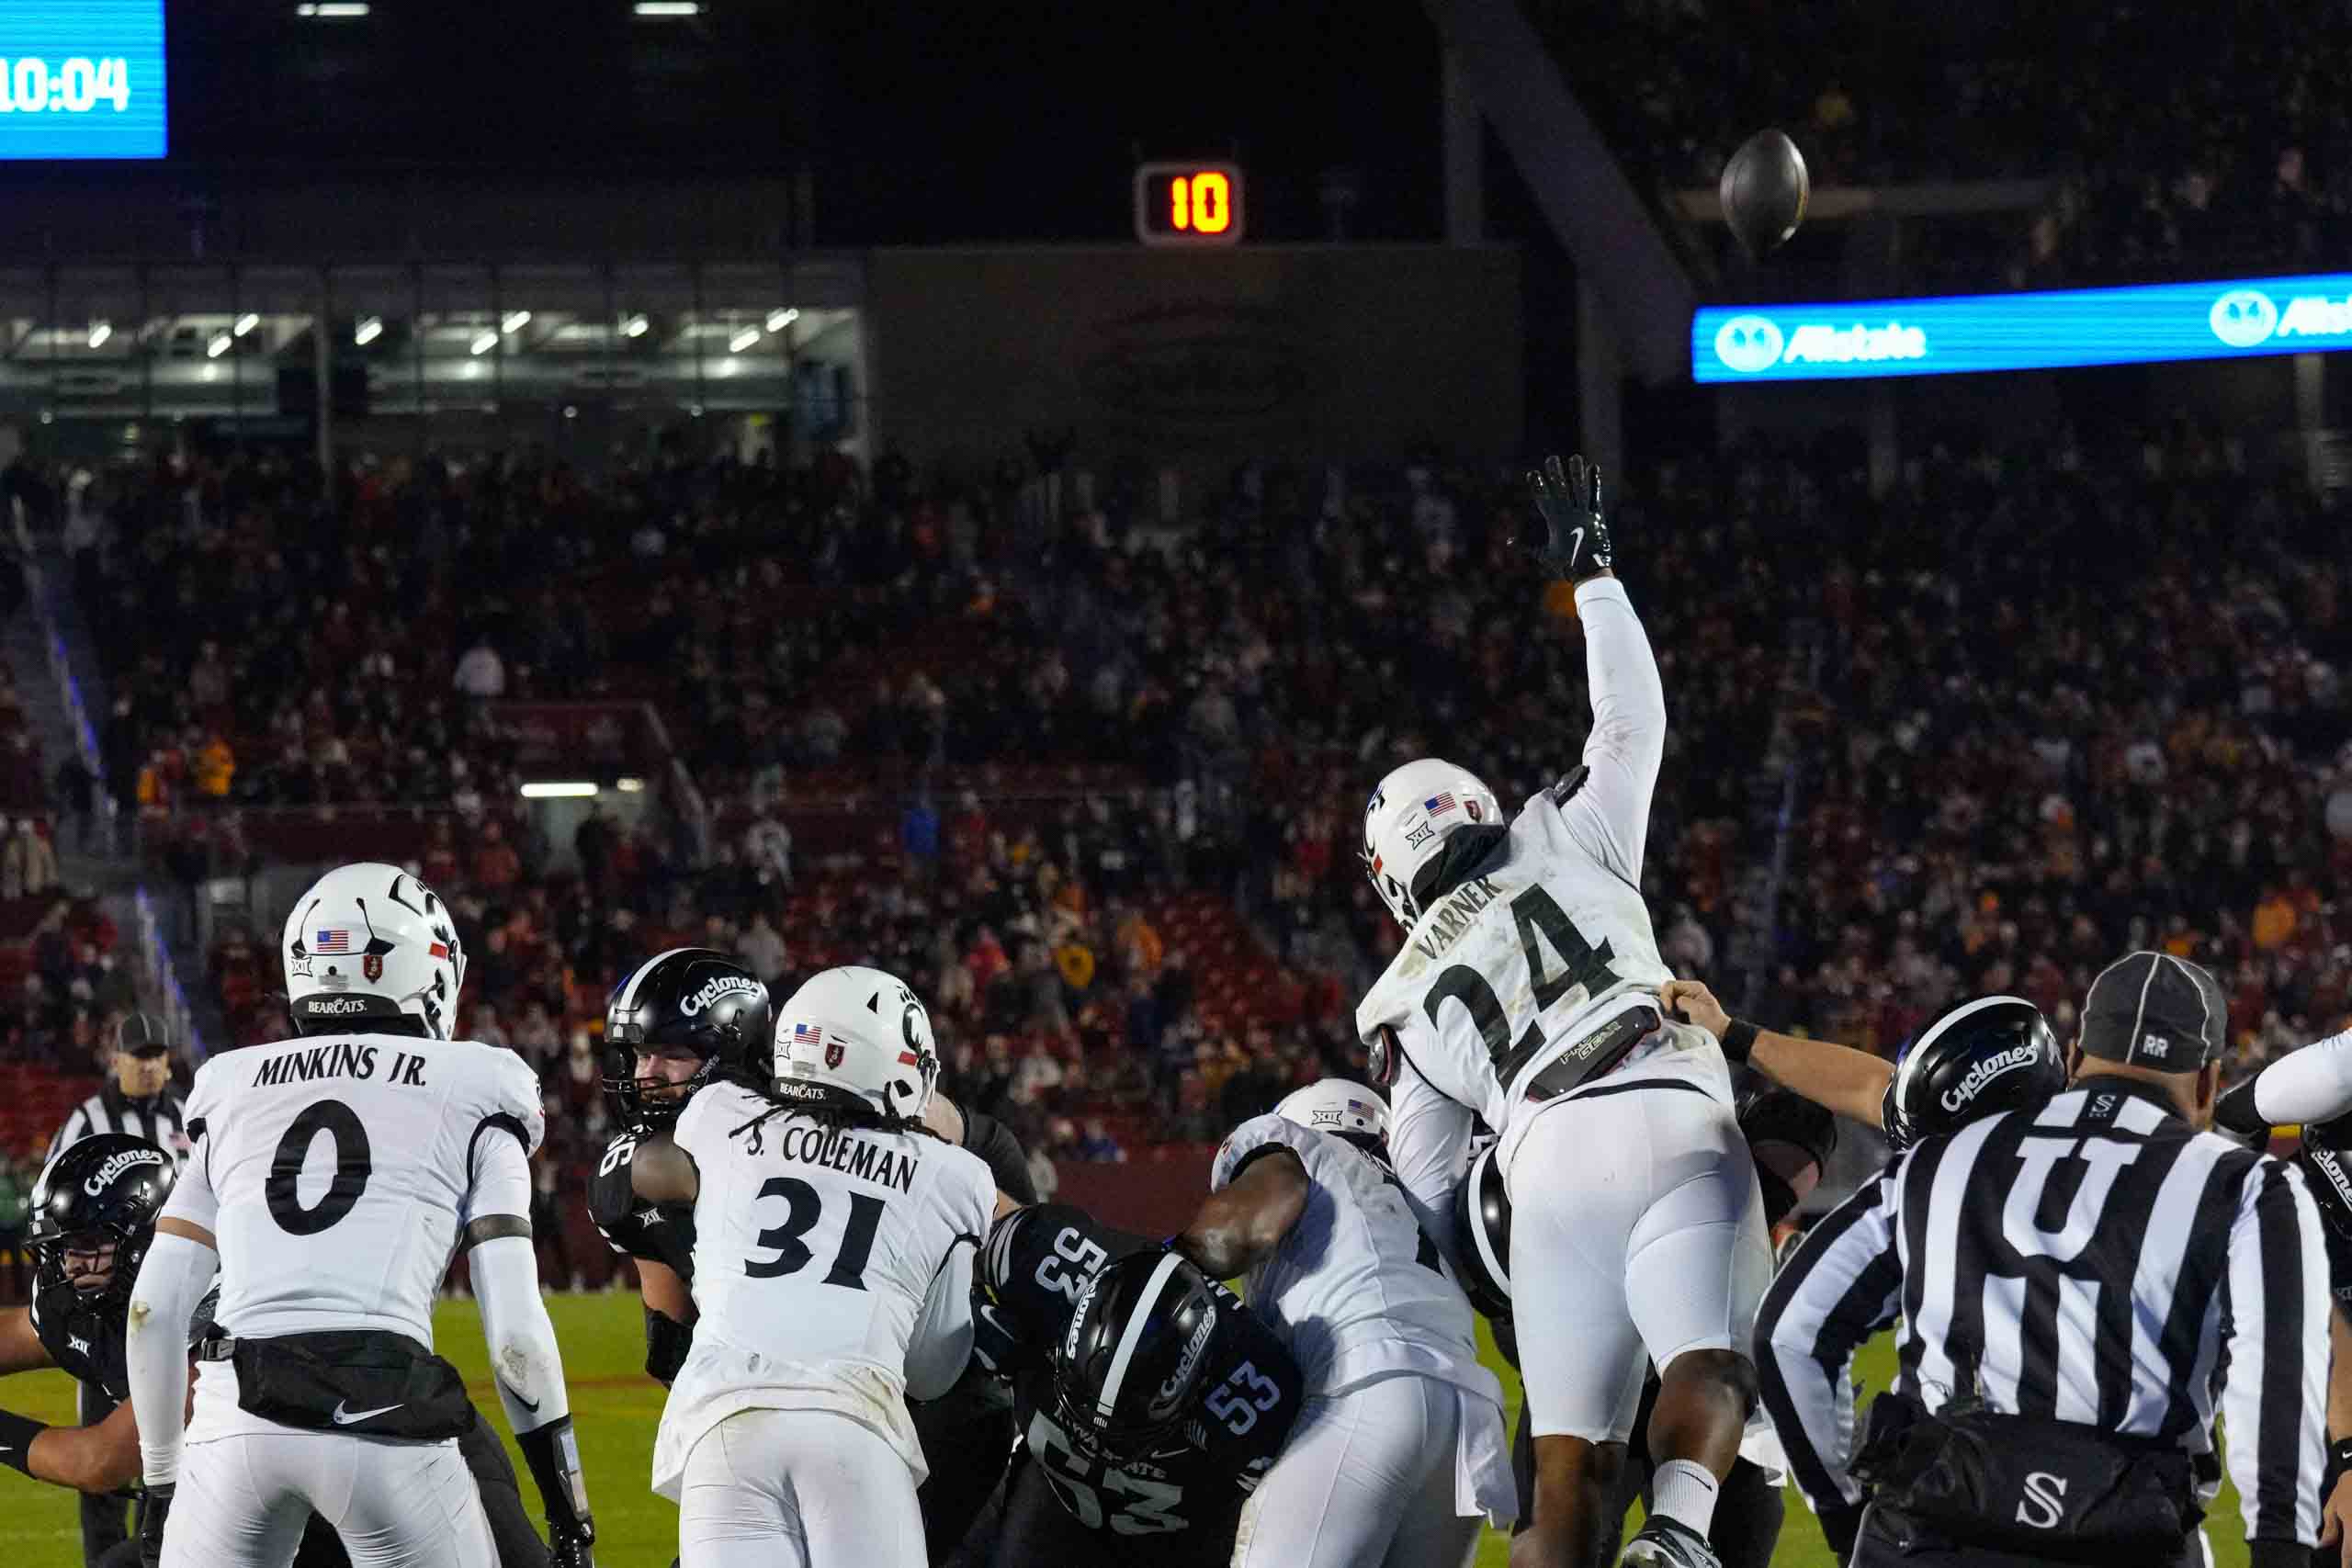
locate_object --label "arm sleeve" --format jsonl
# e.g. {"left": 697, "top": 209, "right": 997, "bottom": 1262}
{"left": 471, "top": 1232, "right": 571, "bottom": 1437}
{"left": 1386, "top": 1054, "right": 1476, "bottom": 1249}
{"left": 1754, "top": 1169, "right": 1904, "bottom": 1517}
{"left": 2221, "top": 1158, "right": 2330, "bottom": 1547}
{"left": 907, "top": 1239, "right": 978, "bottom": 1400}
{"left": 127, "top": 1230, "right": 217, "bottom": 1487}
{"left": 462, "top": 1109, "right": 535, "bottom": 1225}
{"left": 1555, "top": 575, "right": 1666, "bottom": 884}
{"left": 2224, "top": 1031, "right": 2352, "bottom": 1132}
{"left": 967, "top": 1112, "right": 1039, "bottom": 1206}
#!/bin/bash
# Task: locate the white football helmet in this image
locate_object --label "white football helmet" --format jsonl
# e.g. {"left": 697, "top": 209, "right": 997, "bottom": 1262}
{"left": 1273, "top": 1077, "right": 1391, "bottom": 1143}
{"left": 282, "top": 862, "right": 466, "bottom": 1039}
{"left": 1361, "top": 758, "right": 1504, "bottom": 927}
{"left": 773, "top": 965, "right": 940, "bottom": 1121}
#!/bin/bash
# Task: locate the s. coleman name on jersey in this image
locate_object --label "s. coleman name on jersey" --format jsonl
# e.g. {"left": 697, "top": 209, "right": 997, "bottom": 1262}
{"left": 1412, "top": 875, "right": 1503, "bottom": 963}
{"left": 769, "top": 1123, "right": 922, "bottom": 1193}
{"left": 250, "top": 1040, "right": 433, "bottom": 1089}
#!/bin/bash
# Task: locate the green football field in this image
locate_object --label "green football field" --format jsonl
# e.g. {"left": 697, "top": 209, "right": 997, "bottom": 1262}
{"left": 0, "top": 1292, "right": 2258, "bottom": 1567}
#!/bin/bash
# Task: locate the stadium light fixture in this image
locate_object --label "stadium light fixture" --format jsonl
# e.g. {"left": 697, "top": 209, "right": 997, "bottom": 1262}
{"left": 633, "top": 2, "right": 702, "bottom": 15}
{"left": 469, "top": 330, "right": 498, "bottom": 355}
{"left": 86, "top": 321, "right": 110, "bottom": 349}
{"left": 233, "top": 312, "right": 260, "bottom": 337}
{"left": 728, "top": 326, "right": 760, "bottom": 353}
{"left": 764, "top": 307, "right": 798, "bottom": 333}
{"left": 616, "top": 777, "right": 646, "bottom": 794}
{"left": 295, "top": 2, "right": 371, "bottom": 16}
{"left": 621, "top": 313, "right": 650, "bottom": 338}
{"left": 206, "top": 333, "right": 231, "bottom": 358}
{"left": 354, "top": 315, "right": 383, "bottom": 345}
{"left": 501, "top": 310, "right": 532, "bottom": 334}
{"left": 519, "top": 782, "right": 599, "bottom": 799}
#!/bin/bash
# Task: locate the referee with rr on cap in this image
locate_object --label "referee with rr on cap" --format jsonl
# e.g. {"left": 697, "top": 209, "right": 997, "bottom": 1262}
{"left": 1756, "top": 951, "right": 2328, "bottom": 1568}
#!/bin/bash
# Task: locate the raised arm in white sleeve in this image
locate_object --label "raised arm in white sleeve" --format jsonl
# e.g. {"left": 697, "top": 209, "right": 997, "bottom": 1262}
{"left": 2217, "top": 1029, "right": 2352, "bottom": 1133}
{"left": 126, "top": 1231, "right": 215, "bottom": 1489}
{"left": 906, "top": 1241, "right": 977, "bottom": 1400}
{"left": 1556, "top": 576, "right": 1666, "bottom": 883}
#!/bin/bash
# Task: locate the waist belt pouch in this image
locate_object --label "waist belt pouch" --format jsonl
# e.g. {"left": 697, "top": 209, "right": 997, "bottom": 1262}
{"left": 1863, "top": 1402, "right": 2196, "bottom": 1562}
{"left": 231, "top": 1329, "right": 476, "bottom": 1440}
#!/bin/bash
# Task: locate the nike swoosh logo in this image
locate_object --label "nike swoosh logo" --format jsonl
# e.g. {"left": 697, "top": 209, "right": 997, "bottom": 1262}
{"left": 331, "top": 1401, "right": 402, "bottom": 1425}
{"left": 501, "top": 1381, "right": 540, "bottom": 1414}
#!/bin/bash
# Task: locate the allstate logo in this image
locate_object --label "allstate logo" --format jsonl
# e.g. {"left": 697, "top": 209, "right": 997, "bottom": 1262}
{"left": 1713, "top": 315, "right": 1784, "bottom": 373}
{"left": 2210, "top": 289, "right": 2278, "bottom": 348}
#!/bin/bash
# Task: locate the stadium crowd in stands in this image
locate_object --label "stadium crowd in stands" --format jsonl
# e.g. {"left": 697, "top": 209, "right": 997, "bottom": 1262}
{"left": 24, "top": 422, "right": 2352, "bottom": 1217}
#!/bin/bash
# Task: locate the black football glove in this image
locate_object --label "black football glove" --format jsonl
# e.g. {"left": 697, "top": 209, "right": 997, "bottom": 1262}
{"left": 1520, "top": 454, "right": 1612, "bottom": 581}
{"left": 549, "top": 1522, "right": 596, "bottom": 1568}
{"left": 136, "top": 1483, "right": 172, "bottom": 1568}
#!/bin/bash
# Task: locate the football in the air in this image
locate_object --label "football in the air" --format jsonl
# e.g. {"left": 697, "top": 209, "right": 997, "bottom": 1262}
{"left": 1719, "top": 129, "right": 1809, "bottom": 258}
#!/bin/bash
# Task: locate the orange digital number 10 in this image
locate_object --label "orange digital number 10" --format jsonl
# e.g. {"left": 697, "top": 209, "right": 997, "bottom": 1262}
{"left": 1170, "top": 171, "right": 1232, "bottom": 234}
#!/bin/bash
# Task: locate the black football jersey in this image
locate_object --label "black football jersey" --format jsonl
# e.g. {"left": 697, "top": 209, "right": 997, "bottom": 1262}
{"left": 33, "top": 1283, "right": 219, "bottom": 1401}
{"left": 588, "top": 1129, "right": 696, "bottom": 1280}
{"left": 982, "top": 1203, "right": 1302, "bottom": 1541}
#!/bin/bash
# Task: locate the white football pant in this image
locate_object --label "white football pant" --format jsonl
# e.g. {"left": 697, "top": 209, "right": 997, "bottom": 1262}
{"left": 161, "top": 1431, "right": 492, "bottom": 1568}
{"left": 1231, "top": 1373, "right": 1486, "bottom": 1568}
{"left": 1510, "top": 1070, "right": 1771, "bottom": 1443}
{"left": 678, "top": 1406, "right": 925, "bottom": 1568}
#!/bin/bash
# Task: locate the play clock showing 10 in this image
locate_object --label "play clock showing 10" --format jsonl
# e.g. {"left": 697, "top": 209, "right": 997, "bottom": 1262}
{"left": 0, "top": 55, "right": 130, "bottom": 112}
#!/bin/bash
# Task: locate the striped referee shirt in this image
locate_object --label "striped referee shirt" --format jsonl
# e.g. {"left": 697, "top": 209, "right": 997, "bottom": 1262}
{"left": 45, "top": 1081, "right": 193, "bottom": 1172}
{"left": 1756, "top": 1075, "right": 2328, "bottom": 1549}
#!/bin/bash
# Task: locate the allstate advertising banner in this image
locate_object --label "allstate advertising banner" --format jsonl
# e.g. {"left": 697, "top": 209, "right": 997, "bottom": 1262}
{"left": 1692, "top": 274, "right": 2352, "bottom": 383}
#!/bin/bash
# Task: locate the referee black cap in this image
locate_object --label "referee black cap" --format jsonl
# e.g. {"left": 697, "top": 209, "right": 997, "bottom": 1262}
{"left": 2079, "top": 951, "right": 2225, "bottom": 1071}
{"left": 114, "top": 1010, "right": 174, "bottom": 1057}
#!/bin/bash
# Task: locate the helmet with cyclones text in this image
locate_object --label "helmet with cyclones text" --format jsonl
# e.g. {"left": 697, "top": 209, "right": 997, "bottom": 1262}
{"left": 1052, "top": 1250, "right": 1224, "bottom": 1461}
{"left": 603, "top": 947, "right": 772, "bottom": 1130}
{"left": 1361, "top": 758, "right": 1505, "bottom": 928}
{"left": 29, "top": 1134, "right": 174, "bottom": 1351}
{"left": 1882, "top": 995, "right": 2064, "bottom": 1151}
{"left": 771, "top": 964, "right": 940, "bottom": 1122}
{"left": 282, "top": 862, "right": 466, "bottom": 1039}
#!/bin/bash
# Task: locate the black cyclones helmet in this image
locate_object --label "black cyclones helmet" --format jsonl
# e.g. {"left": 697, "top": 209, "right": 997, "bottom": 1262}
{"left": 1882, "top": 994, "right": 2065, "bottom": 1152}
{"left": 1452, "top": 1139, "right": 1512, "bottom": 1321}
{"left": 29, "top": 1134, "right": 174, "bottom": 1321}
{"left": 2299, "top": 1111, "right": 2352, "bottom": 1245}
{"left": 603, "top": 947, "right": 773, "bottom": 1130}
{"left": 1052, "top": 1251, "right": 1223, "bottom": 1461}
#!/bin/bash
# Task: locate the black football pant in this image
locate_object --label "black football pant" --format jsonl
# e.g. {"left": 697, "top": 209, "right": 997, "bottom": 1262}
{"left": 1847, "top": 1504, "right": 2201, "bottom": 1568}
{"left": 1508, "top": 1374, "right": 1784, "bottom": 1568}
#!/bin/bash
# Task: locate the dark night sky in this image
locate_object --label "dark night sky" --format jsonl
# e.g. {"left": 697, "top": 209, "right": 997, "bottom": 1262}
{"left": 157, "top": 0, "right": 1453, "bottom": 245}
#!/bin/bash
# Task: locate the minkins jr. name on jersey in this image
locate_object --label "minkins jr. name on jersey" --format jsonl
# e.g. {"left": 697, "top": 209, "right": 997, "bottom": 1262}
{"left": 770, "top": 1124, "right": 922, "bottom": 1193}
{"left": 1411, "top": 875, "right": 1503, "bottom": 964}
{"left": 249, "top": 1039, "right": 432, "bottom": 1089}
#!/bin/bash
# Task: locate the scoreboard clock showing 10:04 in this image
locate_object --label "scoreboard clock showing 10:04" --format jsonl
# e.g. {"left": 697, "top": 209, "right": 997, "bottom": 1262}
{"left": 0, "top": 0, "right": 166, "bottom": 159}
{"left": 1134, "top": 162, "right": 1244, "bottom": 247}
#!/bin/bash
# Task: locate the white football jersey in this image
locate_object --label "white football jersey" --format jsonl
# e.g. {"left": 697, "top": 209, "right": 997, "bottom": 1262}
{"left": 1210, "top": 1112, "right": 1502, "bottom": 1409}
{"left": 652, "top": 1079, "right": 995, "bottom": 1499}
{"left": 162, "top": 1032, "right": 544, "bottom": 1345}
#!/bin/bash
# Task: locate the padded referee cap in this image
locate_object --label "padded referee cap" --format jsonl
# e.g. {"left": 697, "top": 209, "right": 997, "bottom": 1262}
{"left": 114, "top": 1011, "right": 173, "bottom": 1056}
{"left": 2079, "top": 951, "right": 2224, "bottom": 1071}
